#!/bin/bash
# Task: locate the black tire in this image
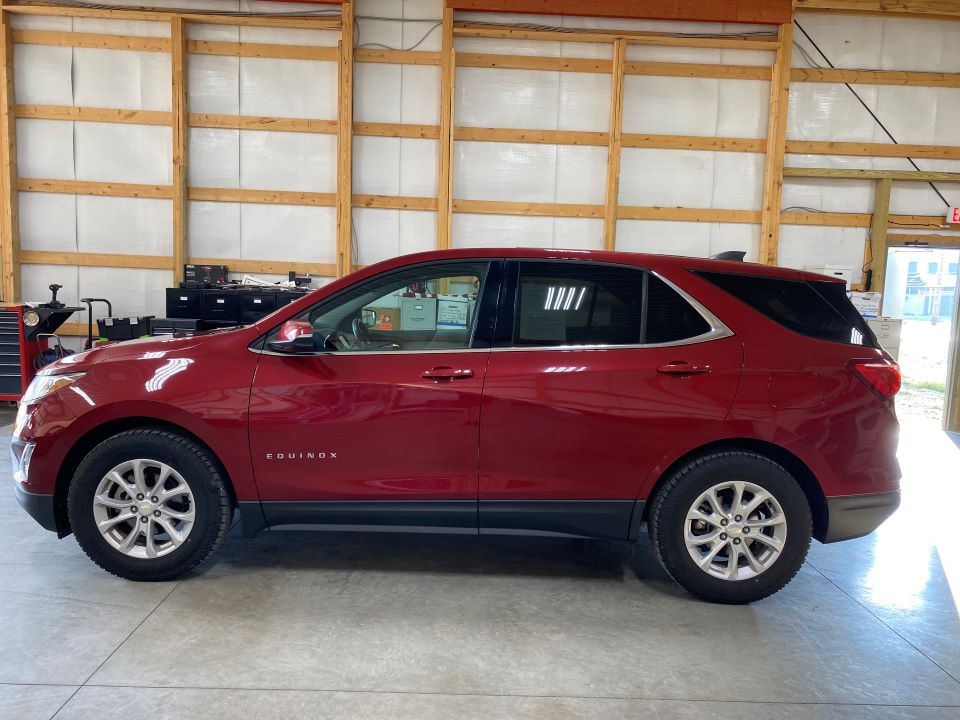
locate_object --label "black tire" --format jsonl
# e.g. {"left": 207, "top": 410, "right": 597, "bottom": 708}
{"left": 67, "top": 428, "right": 231, "bottom": 581}
{"left": 648, "top": 450, "right": 812, "bottom": 604}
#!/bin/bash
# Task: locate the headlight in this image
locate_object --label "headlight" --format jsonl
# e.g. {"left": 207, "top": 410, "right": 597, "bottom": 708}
{"left": 14, "top": 372, "right": 86, "bottom": 438}
{"left": 21, "top": 372, "right": 86, "bottom": 405}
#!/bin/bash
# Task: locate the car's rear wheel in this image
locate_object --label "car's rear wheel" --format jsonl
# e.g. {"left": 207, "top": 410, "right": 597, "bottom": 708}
{"left": 648, "top": 450, "right": 812, "bottom": 604}
{"left": 68, "top": 429, "right": 231, "bottom": 581}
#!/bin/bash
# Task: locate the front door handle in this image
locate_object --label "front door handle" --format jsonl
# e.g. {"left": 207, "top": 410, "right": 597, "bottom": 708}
{"left": 657, "top": 361, "right": 711, "bottom": 376}
{"left": 421, "top": 366, "right": 474, "bottom": 381}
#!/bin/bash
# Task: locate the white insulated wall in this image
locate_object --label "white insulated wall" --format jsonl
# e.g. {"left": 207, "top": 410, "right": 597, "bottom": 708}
{"left": 10, "top": 0, "right": 960, "bottom": 322}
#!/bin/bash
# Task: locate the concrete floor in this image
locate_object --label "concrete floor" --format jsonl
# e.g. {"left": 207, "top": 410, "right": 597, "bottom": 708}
{"left": 1, "top": 417, "right": 959, "bottom": 720}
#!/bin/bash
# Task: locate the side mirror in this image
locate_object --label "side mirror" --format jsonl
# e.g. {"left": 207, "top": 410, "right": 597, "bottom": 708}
{"left": 267, "top": 334, "right": 315, "bottom": 354}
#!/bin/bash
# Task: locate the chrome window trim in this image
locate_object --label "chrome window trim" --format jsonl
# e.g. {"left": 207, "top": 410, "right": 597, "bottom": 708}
{"left": 249, "top": 267, "right": 734, "bottom": 358}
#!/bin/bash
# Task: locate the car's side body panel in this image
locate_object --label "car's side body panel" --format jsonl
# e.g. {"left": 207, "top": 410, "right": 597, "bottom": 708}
{"left": 15, "top": 331, "right": 263, "bottom": 502}
{"left": 247, "top": 349, "right": 490, "bottom": 501}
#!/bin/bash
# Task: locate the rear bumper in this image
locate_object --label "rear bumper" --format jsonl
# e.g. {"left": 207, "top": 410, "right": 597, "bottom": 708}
{"left": 14, "top": 483, "right": 59, "bottom": 533}
{"left": 822, "top": 491, "right": 901, "bottom": 543}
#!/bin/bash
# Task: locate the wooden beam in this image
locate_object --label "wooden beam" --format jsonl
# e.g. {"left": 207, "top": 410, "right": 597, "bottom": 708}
{"left": 354, "top": 49, "right": 442, "bottom": 66}
{"left": 453, "top": 22, "right": 780, "bottom": 50}
{"left": 354, "top": 122, "right": 440, "bottom": 139}
{"left": 12, "top": 29, "right": 170, "bottom": 52}
{"left": 622, "top": 133, "right": 766, "bottom": 153}
{"left": 186, "top": 39, "right": 338, "bottom": 62}
{"left": 604, "top": 39, "right": 627, "bottom": 252}
{"left": 780, "top": 210, "right": 946, "bottom": 228}
{"left": 784, "top": 167, "right": 960, "bottom": 182}
{"left": 886, "top": 233, "right": 960, "bottom": 246}
{"left": 19, "top": 178, "right": 173, "bottom": 199}
{"left": 16, "top": 104, "right": 172, "bottom": 125}
{"left": 626, "top": 61, "right": 772, "bottom": 81}
{"left": 759, "top": 22, "right": 792, "bottom": 266}
{"left": 171, "top": 17, "right": 187, "bottom": 286}
{"left": 20, "top": 249, "right": 172, "bottom": 269}
{"left": 190, "top": 114, "right": 337, "bottom": 134}
{"left": 786, "top": 139, "right": 960, "bottom": 161}
{"left": 188, "top": 257, "right": 338, "bottom": 277}
{"left": 456, "top": 52, "right": 612, "bottom": 74}
{"left": 336, "top": 0, "right": 353, "bottom": 278}
{"left": 188, "top": 187, "right": 336, "bottom": 206}
{"left": 795, "top": 0, "right": 960, "bottom": 21}
{"left": 352, "top": 194, "right": 438, "bottom": 211}
{"left": 869, "top": 178, "right": 892, "bottom": 299}
{"left": 3, "top": 4, "right": 342, "bottom": 29}
{"left": 0, "top": 12, "right": 19, "bottom": 303}
{"left": 445, "top": 1, "right": 793, "bottom": 24}
{"left": 618, "top": 207, "right": 761, "bottom": 223}
{"left": 781, "top": 210, "right": 871, "bottom": 227}
{"left": 791, "top": 67, "right": 960, "bottom": 89}
{"left": 455, "top": 126, "right": 608, "bottom": 146}
{"left": 453, "top": 199, "right": 604, "bottom": 219}
{"left": 438, "top": 6, "right": 455, "bottom": 251}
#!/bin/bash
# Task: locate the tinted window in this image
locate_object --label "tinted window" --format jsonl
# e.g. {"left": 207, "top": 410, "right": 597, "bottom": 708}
{"left": 515, "top": 263, "right": 643, "bottom": 346}
{"left": 645, "top": 274, "right": 711, "bottom": 343}
{"left": 694, "top": 270, "right": 878, "bottom": 347}
{"left": 513, "top": 263, "right": 712, "bottom": 347}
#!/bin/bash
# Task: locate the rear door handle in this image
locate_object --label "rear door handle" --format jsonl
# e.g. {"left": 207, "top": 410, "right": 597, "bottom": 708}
{"left": 421, "top": 366, "right": 474, "bottom": 381}
{"left": 657, "top": 361, "right": 711, "bottom": 376}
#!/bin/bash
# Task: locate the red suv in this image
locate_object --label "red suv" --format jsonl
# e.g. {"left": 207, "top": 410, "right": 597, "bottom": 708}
{"left": 12, "top": 248, "right": 901, "bottom": 603}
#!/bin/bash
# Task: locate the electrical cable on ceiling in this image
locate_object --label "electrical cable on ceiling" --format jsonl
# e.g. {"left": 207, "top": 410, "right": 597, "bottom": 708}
{"left": 793, "top": 20, "right": 951, "bottom": 209}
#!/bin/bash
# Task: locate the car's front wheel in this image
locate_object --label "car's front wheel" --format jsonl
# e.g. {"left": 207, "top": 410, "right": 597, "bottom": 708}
{"left": 648, "top": 450, "right": 812, "bottom": 604}
{"left": 67, "top": 428, "right": 231, "bottom": 581}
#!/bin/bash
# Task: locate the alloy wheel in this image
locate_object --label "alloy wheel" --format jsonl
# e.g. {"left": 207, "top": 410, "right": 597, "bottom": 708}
{"left": 684, "top": 480, "right": 788, "bottom": 581}
{"left": 91, "top": 459, "right": 196, "bottom": 560}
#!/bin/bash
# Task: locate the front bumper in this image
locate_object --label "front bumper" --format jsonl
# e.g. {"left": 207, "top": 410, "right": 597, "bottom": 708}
{"left": 823, "top": 491, "right": 901, "bottom": 543}
{"left": 14, "top": 483, "right": 58, "bottom": 533}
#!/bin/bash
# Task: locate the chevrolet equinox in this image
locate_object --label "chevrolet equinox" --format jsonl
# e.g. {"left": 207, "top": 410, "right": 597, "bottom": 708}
{"left": 12, "top": 248, "right": 901, "bottom": 603}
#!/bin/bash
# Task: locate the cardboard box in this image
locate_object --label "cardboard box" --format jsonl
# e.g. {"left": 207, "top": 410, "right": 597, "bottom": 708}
{"left": 807, "top": 264, "right": 853, "bottom": 289}
{"left": 850, "top": 291, "right": 882, "bottom": 318}
{"left": 367, "top": 306, "right": 400, "bottom": 331}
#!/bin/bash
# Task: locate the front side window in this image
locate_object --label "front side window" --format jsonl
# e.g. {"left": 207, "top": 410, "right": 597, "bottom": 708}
{"left": 512, "top": 262, "right": 712, "bottom": 348}
{"left": 266, "top": 262, "right": 489, "bottom": 352}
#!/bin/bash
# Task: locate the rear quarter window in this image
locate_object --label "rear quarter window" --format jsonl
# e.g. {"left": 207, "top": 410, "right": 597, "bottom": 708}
{"left": 693, "top": 270, "right": 878, "bottom": 348}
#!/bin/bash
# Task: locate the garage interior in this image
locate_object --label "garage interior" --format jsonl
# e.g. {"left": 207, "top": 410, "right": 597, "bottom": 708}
{"left": 1, "top": 0, "right": 960, "bottom": 718}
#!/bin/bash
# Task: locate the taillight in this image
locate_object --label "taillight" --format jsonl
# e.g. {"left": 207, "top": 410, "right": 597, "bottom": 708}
{"left": 848, "top": 360, "right": 901, "bottom": 400}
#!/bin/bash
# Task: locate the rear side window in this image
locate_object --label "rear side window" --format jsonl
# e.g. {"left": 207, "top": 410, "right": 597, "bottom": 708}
{"left": 513, "top": 262, "right": 713, "bottom": 347}
{"left": 694, "top": 270, "right": 878, "bottom": 347}
{"left": 646, "top": 274, "right": 711, "bottom": 343}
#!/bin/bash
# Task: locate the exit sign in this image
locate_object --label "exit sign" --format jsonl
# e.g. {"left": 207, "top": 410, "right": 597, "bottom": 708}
{"left": 949, "top": 207, "right": 960, "bottom": 224}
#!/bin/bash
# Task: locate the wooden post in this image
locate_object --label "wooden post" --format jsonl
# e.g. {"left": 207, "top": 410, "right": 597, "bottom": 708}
{"left": 437, "top": 6, "right": 455, "bottom": 250}
{"left": 0, "top": 11, "right": 21, "bottom": 303}
{"left": 947, "top": 284, "right": 960, "bottom": 431}
{"left": 869, "top": 177, "right": 892, "bottom": 309}
{"left": 603, "top": 38, "right": 627, "bottom": 251}
{"left": 335, "top": 1, "right": 354, "bottom": 277}
{"left": 171, "top": 16, "right": 187, "bottom": 285}
{"left": 759, "top": 22, "right": 792, "bottom": 266}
